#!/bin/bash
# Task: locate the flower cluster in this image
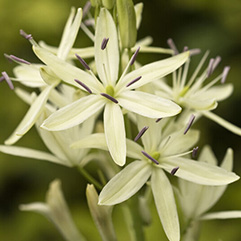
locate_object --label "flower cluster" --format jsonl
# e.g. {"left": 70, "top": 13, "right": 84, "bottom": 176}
{"left": 0, "top": 1, "right": 241, "bottom": 241}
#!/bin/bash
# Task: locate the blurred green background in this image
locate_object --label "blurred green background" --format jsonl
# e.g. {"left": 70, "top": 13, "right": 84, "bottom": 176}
{"left": 0, "top": 0, "right": 240, "bottom": 240}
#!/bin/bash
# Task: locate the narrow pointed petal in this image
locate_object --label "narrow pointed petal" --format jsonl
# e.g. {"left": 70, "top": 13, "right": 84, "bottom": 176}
{"left": 200, "top": 211, "right": 241, "bottom": 220}
{"left": 160, "top": 157, "right": 239, "bottom": 185}
{"left": 95, "top": 8, "right": 119, "bottom": 85}
{"left": 5, "top": 84, "right": 54, "bottom": 145}
{"left": 151, "top": 168, "right": 180, "bottom": 241}
{"left": 201, "top": 111, "right": 241, "bottom": 136}
{"left": 180, "top": 97, "right": 217, "bottom": 111}
{"left": 104, "top": 103, "right": 126, "bottom": 166}
{"left": 99, "top": 161, "right": 152, "bottom": 205}
{"left": 204, "top": 84, "right": 233, "bottom": 101}
{"left": 0, "top": 145, "right": 70, "bottom": 166}
{"left": 42, "top": 95, "right": 105, "bottom": 131}
{"left": 57, "top": 8, "right": 82, "bottom": 60}
{"left": 33, "top": 46, "right": 103, "bottom": 93}
{"left": 118, "top": 91, "right": 181, "bottom": 118}
{"left": 116, "top": 51, "right": 189, "bottom": 92}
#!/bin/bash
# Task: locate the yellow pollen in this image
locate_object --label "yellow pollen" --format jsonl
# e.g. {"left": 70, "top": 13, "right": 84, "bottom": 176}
{"left": 105, "top": 85, "right": 115, "bottom": 96}
{"left": 151, "top": 151, "right": 160, "bottom": 161}
{"left": 179, "top": 85, "right": 189, "bottom": 97}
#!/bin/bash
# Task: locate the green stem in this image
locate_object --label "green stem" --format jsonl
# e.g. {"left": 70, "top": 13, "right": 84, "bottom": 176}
{"left": 77, "top": 166, "right": 102, "bottom": 191}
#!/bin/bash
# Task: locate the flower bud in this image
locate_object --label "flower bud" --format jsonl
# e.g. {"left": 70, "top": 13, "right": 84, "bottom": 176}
{"left": 102, "top": 0, "right": 115, "bottom": 9}
{"left": 116, "top": 0, "right": 137, "bottom": 49}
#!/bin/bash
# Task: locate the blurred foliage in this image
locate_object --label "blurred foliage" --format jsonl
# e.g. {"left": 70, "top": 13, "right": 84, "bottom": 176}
{"left": 0, "top": 0, "right": 241, "bottom": 240}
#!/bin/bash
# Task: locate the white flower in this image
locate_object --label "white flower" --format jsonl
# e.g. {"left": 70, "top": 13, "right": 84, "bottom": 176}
{"left": 33, "top": 8, "right": 189, "bottom": 166}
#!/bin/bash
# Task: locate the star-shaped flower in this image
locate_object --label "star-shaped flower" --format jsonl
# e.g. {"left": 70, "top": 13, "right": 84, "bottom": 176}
{"left": 33, "top": 8, "right": 189, "bottom": 166}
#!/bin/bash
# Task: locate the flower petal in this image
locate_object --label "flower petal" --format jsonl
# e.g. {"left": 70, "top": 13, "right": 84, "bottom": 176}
{"left": 95, "top": 8, "right": 119, "bottom": 86}
{"left": 201, "top": 110, "right": 241, "bottom": 136}
{"left": 5, "top": 84, "right": 54, "bottom": 145}
{"left": 116, "top": 51, "right": 189, "bottom": 92}
{"left": 0, "top": 145, "right": 69, "bottom": 166}
{"left": 160, "top": 157, "right": 239, "bottom": 185}
{"left": 204, "top": 84, "right": 233, "bottom": 102}
{"left": 99, "top": 161, "right": 152, "bottom": 205}
{"left": 33, "top": 46, "right": 103, "bottom": 93}
{"left": 104, "top": 103, "right": 126, "bottom": 166}
{"left": 42, "top": 95, "right": 105, "bottom": 131}
{"left": 118, "top": 91, "right": 181, "bottom": 118}
{"left": 151, "top": 168, "right": 180, "bottom": 241}
{"left": 180, "top": 97, "right": 217, "bottom": 111}
{"left": 200, "top": 211, "right": 241, "bottom": 220}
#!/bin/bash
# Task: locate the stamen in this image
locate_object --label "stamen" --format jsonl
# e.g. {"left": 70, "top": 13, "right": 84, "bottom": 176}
{"left": 207, "top": 58, "right": 215, "bottom": 78}
{"left": 171, "top": 167, "right": 179, "bottom": 175}
{"left": 156, "top": 118, "right": 162, "bottom": 123}
{"left": 184, "top": 114, "right": 195, "bottom": 134}
{"left": 130, "top": 46, "right": 140, "bottom": 65}
{"left": 84, "top": 19, "right": 95, "bottom": 26}
{"left": 189, "top": 48, "right": 201, "bottom": 56}
{"left": 101, "top": 38, "right": 109, "bottom": 50}
{"left": 167, "top": 38, "right": 179, "bottom": 55}
{"left": 20, "top": 29, "right": 33, "bottom": 40}
{"left": 100, "top": 93, "right": 118, "bottom": 104}
{"left": 1, "top": 72, "right": 14, "bottom": 90}
{"left": 134, "top": 126, "right": 149, "bottom": 142}
{"left": 212, "top": 56, "right": 221, "bottom": 72}
{"left": 183, "top": 46, "right": 188, "bottom": 52}
{"left": 192, "top": 146, "right": 199, "bottom": 158}
{"left": 74, "top": 79, "right": 92, "bottom": 94}
{"left": 0, "top": 76, "right": 4, "bottom": 82}
{"left": 5, "top": 54, "right": 31, "bottom": 65}
{"left": 75, "top": 54, "right": 90, "bottom": 70}
{"left": 221, "top": 66, "right": 230, "bottom": 84}
{"left": 141, "top": 151, "right": 159, "bottom": 165}
{"left": 82, "top": 1, "right": 92, "bottom": 18}
{"left": 126, "top": 76, "right": 142, "bottom": 87}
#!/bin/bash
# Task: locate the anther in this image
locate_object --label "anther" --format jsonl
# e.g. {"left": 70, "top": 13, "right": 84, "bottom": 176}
{"left": 156, "top": 118, "right": 162, "bottom": 123}
{"left": 192, "top": 146, "right": 199, "bottom": 158}
{"left": 0, "top": 76, "right": 4, "bottom": 82}
{"left": 126, "top": 76, "right": 142, "bottom": 87}
{"left": 212, "top": 56, "right": 221, "bottom": 72}
{"left": 20, "top": 29, "right": 33, "bottom": 40}
{"left": 141, "top": 151, "right": 159, "bottom": 165}
{"left": 75, "top": 54, "right": 90, "bottom": 70}
{"left": 171, "top": 167, "right": 179, "bottom": 175}
{"left": 101, "top": 93, "right": 118, "bottom": 104}
{"left": 83, "top": 1, "right": 92, "bottom": 18}
{"left": 1, "top": 72, "right": 14, "bottom": 90}
{"left": 134, "top": 126, "right": 149, "bottom": 142}
{"left": 74, "top": 79, "right": 92, "bottom": 94}
{"left": 207, "top": 58, "right": 215, "bottom": 77}
{"left": 221, "top": 66, "right": 230, "bottom": 84}
{"left": 101, "top": 38, "right": 109, "bottom": 50}
{"left": 167, "top": 38, "right": 179, "bottom": 55}
{"left": 184, "top": 114, "right": 195, "bottom": 135}
{"left": 130, "top": 46, "right": 140, "bottom": 65}
{"left": 183, "top": 46, "right": 188, "bottom": 52}
{"left": 4, "top": 54, "right": 31, "bottom": 65}
{"left": 189, "top": 48, "right": 201, "bottom": 56}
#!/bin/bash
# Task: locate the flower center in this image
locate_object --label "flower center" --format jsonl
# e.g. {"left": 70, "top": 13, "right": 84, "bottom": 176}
{"left": 151, "top": 151, "right": 160, "bottom": 162}
{"left": 105, "top": 85, "right": 115, "bottom": 97}
{"left": 179, "top": 85, "right": 189, "bottom": 97}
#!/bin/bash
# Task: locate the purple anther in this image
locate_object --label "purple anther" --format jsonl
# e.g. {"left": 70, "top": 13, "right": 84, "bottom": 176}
{"left": 189, "top": 48, "right": 201, "bottom": 56}
{"left": 192, "top": 146, "right": 199, "bottom": 158}
{"left": 167, "top": 38, "right": 179, "bottom": 55}
{"left": 141, "top": 151, "right": 159, "bottom": 165}
{"left": 207, "top": 58, "right": 215, "bottom": 78}
{"left": 183, "top": 46, "right": 188, "bottom": 52}
{"left": 184, "top": 114, "right": 195, "bottom": 135}
{"left": 84, "top": 19, "right": 95, "bottom": 26}
{"left": 83, "top": 1, "right": 92, "bottom": 18}
{"left": 9, "top": 55, "right": 31, "bottom": 65}
{"left": 0, "top": 76, "right": 4, "bottom": 82}
{"left": 171, "top": 166, "right": 179, "bottom": 175}
{"left": 1, "top": 72, "right": 14, "bottom": 90}
{"left": 212, "top": 56, "right": 221, "bottom": 72}
{"left": 221, "top": 66, "right": 230, "bottom": 84}
{"left": 130, "top": 46, "right": 140, "bottom": 65}
{"left": 100, "top": 93, "right": 118, "bottom": 104}
{"left": 101, "top": 38, "right": 109, "bottom": 50}
{"left": 75, "top": 54, "right": 90, "bottom": 70}
{"left": 75, "top": 79, "right": 92, "bottom": 94}
{"left": 156, "top": 118, "right": 162, "bottom": 123}
{"left": 20, "top": 29, "right": 33, "bottom": 40}
{"left": 134, "top": 126, "right": 149, "bottom": 142}
{"left": 126, "top": 76, "right": 142, "bottom": 87}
